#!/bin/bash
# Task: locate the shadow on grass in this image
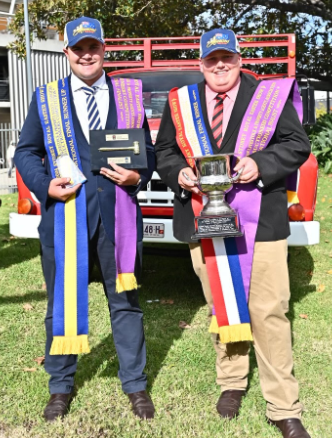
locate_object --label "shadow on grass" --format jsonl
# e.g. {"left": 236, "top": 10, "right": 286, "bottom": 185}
{"left": 0, "top": 223, "right": 40, "bottom": 270}
{"left": 75, "top": 333, "right": 118, "bottom": 391}
{"left": 75, "top": 245, "right": 315, "bottom": 396}
{"left": 288, "top": 246, "right": 315, "bottom": 320}
{"left": 75, "top": 245, "right": 206, "bottom": 393}
{"left": 1, "top": 235, "right": 316, "bottom": 400}
{"left": 0, "top": 290, "right": 46, "bottom": 305}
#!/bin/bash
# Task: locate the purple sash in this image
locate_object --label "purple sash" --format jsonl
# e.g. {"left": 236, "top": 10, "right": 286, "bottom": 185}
{"left": 226, "top": 78, "right": 302, "bottom": 299}
{"left": 111, "top": 78, "right": 144, "bottom": 292}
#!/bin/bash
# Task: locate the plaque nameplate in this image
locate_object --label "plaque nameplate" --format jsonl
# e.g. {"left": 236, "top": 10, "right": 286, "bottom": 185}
{"left": 105, "top": 134, "right": 129, "bottom": 141}
{"left": 197, "top": 216, "right": 237, "bottom": 234}
{"left": 90, "top": 128, "right": 147, "bottom": 171}
{"left": 108, "top": 157, "right": 131, "bottom": 165}
{"left": 192, "top": 214, "right": 242, "bottom": 239}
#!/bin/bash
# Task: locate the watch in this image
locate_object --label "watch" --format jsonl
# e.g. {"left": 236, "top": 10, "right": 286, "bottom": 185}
{"left": 134, "top": 177, "right": 141, "bottom": 187}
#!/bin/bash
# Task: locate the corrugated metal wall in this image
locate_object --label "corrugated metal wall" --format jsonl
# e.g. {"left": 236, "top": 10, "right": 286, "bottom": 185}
{"left": 8, "top": 49, "right": 70, "bottom": 139}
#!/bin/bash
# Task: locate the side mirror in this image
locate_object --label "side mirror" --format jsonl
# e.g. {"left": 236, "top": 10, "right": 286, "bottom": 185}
{"left": 299, "top": 84, "right": 316, "bottom": 126}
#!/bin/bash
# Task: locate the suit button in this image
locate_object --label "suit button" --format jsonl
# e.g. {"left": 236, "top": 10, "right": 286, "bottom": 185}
{"left": 97, "top": 187, "right": 103, "bottom": 192}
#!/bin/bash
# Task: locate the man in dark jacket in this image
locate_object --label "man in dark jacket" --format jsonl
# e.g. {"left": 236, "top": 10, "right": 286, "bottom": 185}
{"left": 15, "top": 16, "right": 155, "bottom": 422}
{"left": 155, "top": 28, "right": 311, "bottom": 438}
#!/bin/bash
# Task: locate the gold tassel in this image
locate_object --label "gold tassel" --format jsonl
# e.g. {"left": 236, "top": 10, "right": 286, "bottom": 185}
{"left": 219, "top": 323, "right": 253, "bottom": 343}
{"left": 209, "top": 319, "right": 253, "bottom": 343}
{"left": 116, "top": 273, "right": 138, "bottom": 293}
{"left": 50, "top": 335, "right": 90, "bottom": 355}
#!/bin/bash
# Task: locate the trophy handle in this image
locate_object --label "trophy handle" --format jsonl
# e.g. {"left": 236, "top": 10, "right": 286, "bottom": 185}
{"left": 229, "top": 167, "right": 244, "bottom": 183}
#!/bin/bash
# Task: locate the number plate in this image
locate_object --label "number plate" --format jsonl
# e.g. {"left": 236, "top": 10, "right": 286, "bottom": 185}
{"left": 144, "top": 223, "right": 165, "bottom": 238}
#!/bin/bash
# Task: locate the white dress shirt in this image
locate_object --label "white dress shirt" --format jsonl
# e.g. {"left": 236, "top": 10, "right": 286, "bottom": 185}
{"left": 71, "top": 71, "right": 110, "bottom": 142}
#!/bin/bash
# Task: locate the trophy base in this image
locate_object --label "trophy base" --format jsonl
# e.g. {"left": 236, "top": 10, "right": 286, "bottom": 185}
{"left": 191, "top": 213, "right": 243, "bottom": 240}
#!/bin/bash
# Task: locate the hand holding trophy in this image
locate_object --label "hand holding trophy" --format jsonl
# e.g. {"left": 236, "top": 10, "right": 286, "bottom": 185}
{"left": 191, "top": 154, "right": 243, "bottom": 240}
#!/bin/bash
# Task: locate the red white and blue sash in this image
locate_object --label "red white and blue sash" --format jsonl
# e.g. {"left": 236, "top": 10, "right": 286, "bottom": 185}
{"left": 169, "top": 79, "right": 302, "bottom": 343}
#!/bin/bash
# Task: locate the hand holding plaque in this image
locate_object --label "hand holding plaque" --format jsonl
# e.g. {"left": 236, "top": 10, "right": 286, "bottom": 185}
{"left": 191, "top": 154, "right": 243, "bottom": 240}
{"left": 90, "top": 129, "right": 148, "bottom": 171}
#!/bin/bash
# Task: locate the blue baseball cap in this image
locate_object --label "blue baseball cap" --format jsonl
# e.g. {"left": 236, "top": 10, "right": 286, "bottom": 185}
{"left": 64, "top": 17, "right": 105, "bottom": 48}
{"left": 200, "top": 29, "right": 240, "bottom": 58}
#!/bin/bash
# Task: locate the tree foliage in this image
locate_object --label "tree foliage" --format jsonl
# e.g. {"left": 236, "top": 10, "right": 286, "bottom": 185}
{"left": 220, "top": 0, "right": 332, "bottom": 83}
{"left": 307, "top": 113, "right": 332, "bottom": 173}
{"left": 7, "top": 0, "right": 332, "bottom": 81}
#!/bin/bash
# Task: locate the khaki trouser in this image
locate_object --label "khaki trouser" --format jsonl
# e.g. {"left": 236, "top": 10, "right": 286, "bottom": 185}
{"left": 189, "top": 240, "right": 303, "bottom": 421}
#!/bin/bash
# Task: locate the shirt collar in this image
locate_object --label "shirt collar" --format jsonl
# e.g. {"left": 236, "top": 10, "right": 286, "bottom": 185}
{"left": 71, "top": 71, "right": 108, "bottom": 92}
{"left": 205, "top": 75, "right": 241, "bottom": 106}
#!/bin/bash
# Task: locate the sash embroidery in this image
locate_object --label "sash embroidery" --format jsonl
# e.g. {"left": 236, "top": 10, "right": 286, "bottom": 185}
{"left": 169, "top": 79, "right": 302, "bottom": 343}
{"left": 111, "top": 78, "right": 145, "bottom": 292}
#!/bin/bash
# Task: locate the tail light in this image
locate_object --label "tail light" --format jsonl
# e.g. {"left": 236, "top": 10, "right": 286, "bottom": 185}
{"left": 288, "top": 203, "right": 305, "bottom": 221}
{"left": 18, "top": 198, "right": 33, "bottom": 214}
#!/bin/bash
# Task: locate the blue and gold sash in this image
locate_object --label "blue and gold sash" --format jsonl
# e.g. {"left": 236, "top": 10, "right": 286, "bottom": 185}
{"left": 37, "top": 78, "right": 90, "bottom": 355}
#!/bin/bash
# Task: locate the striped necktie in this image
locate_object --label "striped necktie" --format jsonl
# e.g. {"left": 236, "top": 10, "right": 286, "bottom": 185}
{"left": 212, "top": 93, "right": 227, "bottom": 148}
{"left": 81, "top": 86, "right": 102, "bottom": 130}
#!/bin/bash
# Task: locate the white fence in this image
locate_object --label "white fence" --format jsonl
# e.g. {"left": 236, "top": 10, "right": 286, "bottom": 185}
{"left": 8, "top": 48, "right": 70, "bottom": 135}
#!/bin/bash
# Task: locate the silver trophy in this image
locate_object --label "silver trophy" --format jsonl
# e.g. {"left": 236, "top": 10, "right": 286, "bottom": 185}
{"left": 190, "top": 154, "right": 243, "bottom": 239}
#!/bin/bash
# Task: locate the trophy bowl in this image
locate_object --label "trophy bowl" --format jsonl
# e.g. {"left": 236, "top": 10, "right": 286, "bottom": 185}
{"left": 191, "top": 153, "right": 243, "bottom": 239}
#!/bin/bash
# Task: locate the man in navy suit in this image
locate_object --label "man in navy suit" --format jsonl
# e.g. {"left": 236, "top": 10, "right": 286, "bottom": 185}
{"left": 15, "top": 17, "right": 155, "bottom": 422}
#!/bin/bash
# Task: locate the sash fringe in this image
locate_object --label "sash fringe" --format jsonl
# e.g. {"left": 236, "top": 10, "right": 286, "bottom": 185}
{"left": 116, "top": 273, "right": 138, "bottom": 293}
{"left": 50, "top": 335, "right": 90, "bottom": 355}
{"left": 209, "top": 316, "right": 253, "bottom": 343}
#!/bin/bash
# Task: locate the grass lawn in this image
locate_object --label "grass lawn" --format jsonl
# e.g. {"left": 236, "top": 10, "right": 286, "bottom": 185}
{"left": 0, "top": 173, "right": 331, "bottom": 438}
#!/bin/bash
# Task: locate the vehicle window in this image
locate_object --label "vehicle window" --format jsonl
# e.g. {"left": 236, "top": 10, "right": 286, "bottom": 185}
{"left": 112, "top": 71, "right": 204, "bottom": 119}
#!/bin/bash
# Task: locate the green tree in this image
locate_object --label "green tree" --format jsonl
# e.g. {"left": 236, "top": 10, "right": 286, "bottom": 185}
{"left": 8, "top": 0, "right": 209, "bottom": 58}
{"left": 8, "top": 0, "right": 332, "bottom": 82}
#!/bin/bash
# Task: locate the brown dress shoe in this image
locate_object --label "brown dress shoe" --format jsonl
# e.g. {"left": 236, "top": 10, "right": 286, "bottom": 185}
{"left": 216, "top": 390, "right": 246, "bottom": 419}
{"left": 43, "top": 393, "right": 72, "bottom": 422}
{"left": 128, "top": 390, "right": 155, "bottom": 419}
{"left": 268, "top": 418, "right": 311, "bottom": 438}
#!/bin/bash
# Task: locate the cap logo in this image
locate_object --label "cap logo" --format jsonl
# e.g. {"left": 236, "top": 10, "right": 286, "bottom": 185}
{"left": 73, "top": 21, "right": 97, "bottom": 37}
{"left": 206, "top": 33, "right": 230, "bottom": 48}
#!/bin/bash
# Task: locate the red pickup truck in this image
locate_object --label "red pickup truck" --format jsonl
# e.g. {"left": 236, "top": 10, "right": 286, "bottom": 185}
{"left": 9, "top": 34, "right": 320, "bottom": 246}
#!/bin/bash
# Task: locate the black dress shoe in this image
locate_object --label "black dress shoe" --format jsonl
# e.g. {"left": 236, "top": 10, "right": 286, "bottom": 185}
{"left": 216, "top": 390, "right": 246, "bottom": 419}
{"left": 43, "top": 393, "right": 72, "bottom": 422}
{"left": 127, "top": 390, "right": 155, "bottom": 419}
{"left": 268, "top": 418, "right": 311, "bottom": 438}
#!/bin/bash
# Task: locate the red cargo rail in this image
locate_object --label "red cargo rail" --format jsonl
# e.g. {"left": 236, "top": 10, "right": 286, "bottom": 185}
{"left": 103, "top": 34, "right": 296, "bottom": 78}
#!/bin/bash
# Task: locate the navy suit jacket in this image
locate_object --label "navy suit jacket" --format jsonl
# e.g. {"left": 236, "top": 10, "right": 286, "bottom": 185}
{"left": 15, "top": 74, "right": 155, "bottom": 247}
